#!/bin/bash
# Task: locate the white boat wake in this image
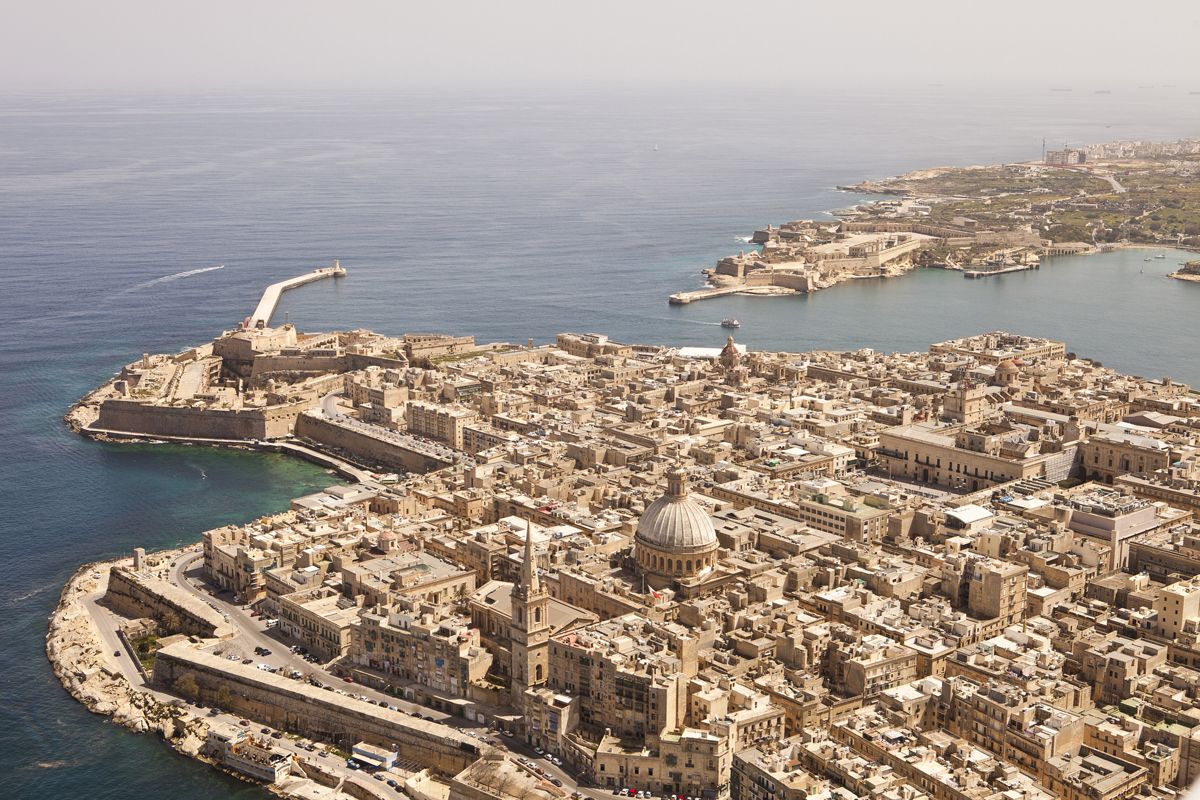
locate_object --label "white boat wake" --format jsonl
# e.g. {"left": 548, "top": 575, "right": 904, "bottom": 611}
{"left": 124, "top": 264, "right": 224, "bottom": 293}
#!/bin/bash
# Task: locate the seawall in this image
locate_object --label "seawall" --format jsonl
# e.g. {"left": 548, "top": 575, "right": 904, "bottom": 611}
{"left": 296, "top": 410, "right": 456, "bottom": 473}
{"left": 153, "top": 641, "right": 484, "bottom": 773}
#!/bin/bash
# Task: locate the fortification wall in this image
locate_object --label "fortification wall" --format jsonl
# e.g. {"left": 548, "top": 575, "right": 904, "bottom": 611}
{"left": 248, "top": 355, "right": 348, "bottom": 379}
{"left": 296, "top": 413, "right": 454, "bottom": 473}
{"left": 153, "top": 643, "right": 482, "bottom": 774}
{"left": 347, "top": 353, "right": 410, "bottom": 371}
{"left": 95, "top": 398, "right": 310, "bottom": 440}
{"left": 768, "top": 272, "right": 815, "bottom": 292}
{"left": 840, "top": 220, "right": 968, "bottom": 238}
{"left": 104, "top": 568, "right": 234, "bottom": 638}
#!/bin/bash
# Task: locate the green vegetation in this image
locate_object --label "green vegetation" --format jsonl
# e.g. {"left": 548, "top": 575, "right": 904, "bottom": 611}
{"left": 857, "top": 157, "right": 1200, "bottom": 247}
{"left": 430, "top": 349, "right": 491, "bottom": 365}
{"left": 862, "top": 165, "right": 1112, "bottom": 199}
{"left": 172, "top": 672, "right": 199, "bottom": 700}
{"left": 131, "top": 633, "right": 160, "bottom": 671}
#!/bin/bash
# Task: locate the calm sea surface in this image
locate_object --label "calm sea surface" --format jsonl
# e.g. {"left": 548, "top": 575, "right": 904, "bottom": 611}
{"left": 1, "top": 87, "right": 1197, "bottom": 798}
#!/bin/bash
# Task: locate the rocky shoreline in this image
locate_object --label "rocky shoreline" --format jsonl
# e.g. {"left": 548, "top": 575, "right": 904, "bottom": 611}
{"left": 45, "top": 552, "right": 352, "bottom": 800}
{"left": 46, "top": 555, "right": 212, "bottom": 753}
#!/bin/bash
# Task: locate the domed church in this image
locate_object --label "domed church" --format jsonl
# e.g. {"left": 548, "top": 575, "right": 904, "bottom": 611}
{"left": 634, "top": 467, "right": 719, "bottom": 581}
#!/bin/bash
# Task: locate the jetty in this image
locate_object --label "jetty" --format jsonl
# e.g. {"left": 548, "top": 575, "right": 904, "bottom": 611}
{"left": 246, "top": 260, "right": 346, "bottom": 328}
{"left": 669, "top": 285, "right": 795, "bottom": 305}
{"left": 963, "top": 262, "right": 1039, "bottom": 279}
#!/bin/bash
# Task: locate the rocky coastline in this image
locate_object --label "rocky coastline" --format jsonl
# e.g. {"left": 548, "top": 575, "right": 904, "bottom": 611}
{"left": 47, "top": 555, "right": 211, "bottom": 753}
{"left": 45, "top": 552, "right": 348, "bottom": 800}
{"left": 1168, "top": 258, "right": 1200, "bottom": 283}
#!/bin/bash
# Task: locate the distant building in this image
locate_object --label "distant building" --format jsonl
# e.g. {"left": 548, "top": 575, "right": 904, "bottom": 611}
{"left": 1045, "top": 148, "right": 1087, "bottom": 166}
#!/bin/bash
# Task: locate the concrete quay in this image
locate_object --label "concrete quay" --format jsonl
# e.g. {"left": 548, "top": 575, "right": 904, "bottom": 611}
{"left": 962, "top": 262, "right": 1040, "bottom": 279}
{"left": 76, "top": 425, "right": 374, "bottom": 483}
{"left": 248, "top": 261, "right": 347, "bottom": 329}
{"left": 668, "top": 284, "right": 795, "bottom": 304}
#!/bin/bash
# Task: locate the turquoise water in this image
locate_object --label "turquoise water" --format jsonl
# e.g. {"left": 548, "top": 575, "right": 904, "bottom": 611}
{"left": 1, "top": 86, "right": 1197, "bottom": 799}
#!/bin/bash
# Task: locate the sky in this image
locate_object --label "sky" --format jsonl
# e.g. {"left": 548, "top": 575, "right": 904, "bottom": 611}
{"left": 2, "top": 0, "right": 1199, "bottom": 93}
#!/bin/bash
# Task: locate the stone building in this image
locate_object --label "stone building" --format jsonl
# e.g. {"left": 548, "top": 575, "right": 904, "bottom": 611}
{"left": 634, "top": 468, "right": 721, "bottom": 584}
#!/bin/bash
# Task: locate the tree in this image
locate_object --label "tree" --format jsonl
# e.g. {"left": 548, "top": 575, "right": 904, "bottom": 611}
{"left": 173, "top": 673, "right": 199, "bottom": 700}
{"left": 216, "top": 687, "right": 232, "bottom": 708}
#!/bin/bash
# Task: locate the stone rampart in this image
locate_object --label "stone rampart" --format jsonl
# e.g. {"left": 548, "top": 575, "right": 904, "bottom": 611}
{"left": 296, "top": 412, "right": 454, "bottom": 473}
{"left": 153, "top": 642, "right": 484, "bottom": 774}
{"left": 105, "top": 567, "right": 234, "bottom": 638}
{"left": 96, "top": 397, "right": 311, "bottom": 440}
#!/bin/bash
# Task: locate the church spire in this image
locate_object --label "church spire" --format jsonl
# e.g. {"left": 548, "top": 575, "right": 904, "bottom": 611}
{"left": 520, "top": 518, "right": 540, "bottom": 596}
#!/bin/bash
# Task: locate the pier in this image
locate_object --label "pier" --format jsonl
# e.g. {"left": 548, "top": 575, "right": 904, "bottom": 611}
{"left": 246, "top": 260, "right": 347, "bottom": 328}
{"left": 962, "top": 262, "right": 1039, "bottom": 279}
{"left": 668, "top": 285, "right": 795, "bottom": 304}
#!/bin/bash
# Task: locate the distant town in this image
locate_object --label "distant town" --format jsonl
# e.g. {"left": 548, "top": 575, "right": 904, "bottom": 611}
{"left": 50, "top": 276, "right": 1200, "bottom": 800}
{"left": 671, "top": 138, "right": 1200, "bottom": 304}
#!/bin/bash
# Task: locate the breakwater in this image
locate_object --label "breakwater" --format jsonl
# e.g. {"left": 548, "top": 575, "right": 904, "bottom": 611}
{"left": 248, "top": 262, "right": 347, "bottom": 329}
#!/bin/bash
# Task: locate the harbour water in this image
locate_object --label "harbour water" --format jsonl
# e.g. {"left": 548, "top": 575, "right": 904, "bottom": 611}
{"left": 1, "top": 86, "right": 1198, "bottom": 799}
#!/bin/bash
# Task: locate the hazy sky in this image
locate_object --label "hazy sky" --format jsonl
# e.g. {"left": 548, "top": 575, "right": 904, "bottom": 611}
{"left": 4, "top": 0, "right": 1199, "bottom": 92}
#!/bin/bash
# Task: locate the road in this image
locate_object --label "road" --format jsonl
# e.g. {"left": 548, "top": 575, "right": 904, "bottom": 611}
{"left": 1098, "top": 171, "right": 1126, "bottom": 194}
{"left": 168, "top": 553, "right": 614, "bottom": 798}
{"left": 169, "top": 553, "right": 463, "bottom": 722}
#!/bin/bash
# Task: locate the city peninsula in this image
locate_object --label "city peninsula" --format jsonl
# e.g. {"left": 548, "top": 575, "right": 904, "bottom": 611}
{"left": 671, "top": 138, "right": 1200, "bottom": 304}
{"left": 50, "top": 275, "right": 1200, "bottom": 800}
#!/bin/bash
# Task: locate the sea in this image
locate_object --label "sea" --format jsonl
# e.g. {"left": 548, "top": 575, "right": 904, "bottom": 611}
{"left": 1, "top": 85, "right": 1197, "bottom": 799}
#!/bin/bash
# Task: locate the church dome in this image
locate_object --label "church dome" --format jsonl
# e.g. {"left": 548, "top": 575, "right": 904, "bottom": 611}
{"left": 635, "top": 468, "right": 718, "bottom": 554}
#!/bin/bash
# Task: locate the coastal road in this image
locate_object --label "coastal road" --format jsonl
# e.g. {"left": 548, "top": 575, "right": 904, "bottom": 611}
{"left": 80, "top": 555, "right": 604, "bottom": 798}
{"left": 169, "top": 552, "right": 458, "bottom": 723}
{"left": 165, "top": 556, "right": 611, "bottom": 798}
{"left": 83, "top": 590, "right": 153, "bottom": 689}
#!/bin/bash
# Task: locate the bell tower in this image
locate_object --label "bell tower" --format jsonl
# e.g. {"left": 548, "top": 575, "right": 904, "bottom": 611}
{"left": 510, "top": 520, "right": 550, "bottom": 705}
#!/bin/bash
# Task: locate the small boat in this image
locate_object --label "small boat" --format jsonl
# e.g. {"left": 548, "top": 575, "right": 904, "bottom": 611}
{"left": 721, "top": 318, "right": 741, "bottom": 329}
{"left": 1155, "top": 253, "right": 1166, "bottom": 259}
